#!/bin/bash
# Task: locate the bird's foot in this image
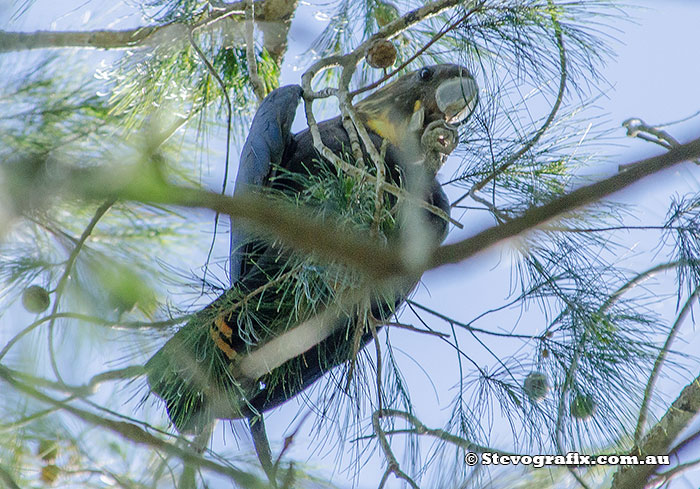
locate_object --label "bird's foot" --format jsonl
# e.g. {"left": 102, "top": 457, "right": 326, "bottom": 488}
{"left": 421, "top": 120, "right": 458, "bottom": 156}
{"left": 421, "top": 120, "right": 458, "bottom": 173}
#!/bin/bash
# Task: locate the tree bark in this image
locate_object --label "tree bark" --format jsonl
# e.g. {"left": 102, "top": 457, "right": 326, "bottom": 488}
{"left": 611, "top": 374, "right": 700, "bottom": 488}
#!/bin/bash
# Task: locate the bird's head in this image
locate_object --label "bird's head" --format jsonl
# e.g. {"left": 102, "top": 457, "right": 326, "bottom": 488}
{"left": 355, "top": 64, "right": 478, "bottom": 166}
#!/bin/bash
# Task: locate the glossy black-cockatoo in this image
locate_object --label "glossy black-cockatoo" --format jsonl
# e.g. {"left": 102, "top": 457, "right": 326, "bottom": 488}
{"left": 145, "top": 64, "right": 478, "bottom": 434}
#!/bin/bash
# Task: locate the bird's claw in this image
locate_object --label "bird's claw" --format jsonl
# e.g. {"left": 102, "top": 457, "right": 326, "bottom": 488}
{"left": 421, "top": 120, "right": 458, "bottom": 173}
{"left": 421, "top": 120, "right": 458, "bottom": 155}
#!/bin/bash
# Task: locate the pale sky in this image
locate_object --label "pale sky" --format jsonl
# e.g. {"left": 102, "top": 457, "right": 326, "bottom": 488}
{"left": 3, "top": 1, "right": 700, "bottom": 488}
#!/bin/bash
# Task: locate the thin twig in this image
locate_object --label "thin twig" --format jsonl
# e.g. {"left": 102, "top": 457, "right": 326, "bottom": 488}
{"left": 452, "top": 4, "right": 568, "bottom": 208}
{"left": 384, "top": 321, "right": 449, "bottom": 338}
{"left": 372, "top": 410, "right": 420, "bottom": 489}
{"left": 374, "top": 408, "right": 512, "bottom": 456}
{"left": 370, "top": 318, "right": 384, "bottom": 413}
{"left": 601, "top": 261, "right": 682, "bottom": 313}
{"left": 350, "top": 3, "right": 485, "bottom": 98}
{"left": 0, "top": 366, "right": 265, "bottom": 488}
{"left": 249, "top": 416, "right": 276, "bottom": 486}
{"left": 46, "top": 200, "right": 114, "bottom": 384}
{"left": 0, "top": 312, "right": 184, "bottom": 361}
{"left": 407, "top": 300, "right": 542, "bottom": 340}
{"left": 187, "top": 27, "right": 235, "bottom": 289}
{"left": 619, "top": 117, "right": 700, "bottom": 170}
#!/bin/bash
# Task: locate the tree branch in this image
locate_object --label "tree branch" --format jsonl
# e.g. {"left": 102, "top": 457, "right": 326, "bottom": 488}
{"left": 0, "top": 365, "right": 265, "bottom": 488}
{"left": 635, "top": 287, "right": 700, "bottom": 443}
{"left": 37, "top": 134, "right": 700, "bottom": 285}
{"left": 68, "top": 168, "right": 407, "bottom": 279}
{"left": 0, "top": 0, "right": 297, "bottom": 54}
{"left": 611, "top": 373, "right": 700, "bottom": 489}
{"left": 0, "top": 26, "right": 164, "bottom": 52}
{"left": 430, "top": 136, "right": 700, "bottom": 271}
{"left": 0, "top": 312, "right": 184, "bottom": 362}
{"left": 46, "top": 200, "right": 113, "bottom": 384}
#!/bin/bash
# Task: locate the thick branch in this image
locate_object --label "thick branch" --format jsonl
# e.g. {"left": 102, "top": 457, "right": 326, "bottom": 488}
{"left": 0, "top": 26, "right": 163, "bottom": 52}
{"left": 68, "top": 170, "right": 408, "bottom": 280}
{"left": 0, "top": 0, "right": 296, "bottom": 53}
{"left": 611, "top": 374, "right": 700, "bottom": 489}
{"left": 430, "top": 136, "right": 700, "bottom": 270}
{"left": 635, "top": 287, "right": 700, "bottom": 443}
{"left": 21, "top": 136, "right": 700, "bottom": 285}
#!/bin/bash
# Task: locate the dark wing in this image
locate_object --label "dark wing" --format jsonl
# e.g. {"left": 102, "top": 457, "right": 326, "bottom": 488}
{"left": 146, "top": 96, "right": 451, "bottom": 432}
{"left": 243, "top": 119, "right": 452, "bottom": 413}
{"left": 146, "top": 86, "right": 301, "bottom": 433}
{"left": 229, "top": 85, "right": 302, "bottom": 282}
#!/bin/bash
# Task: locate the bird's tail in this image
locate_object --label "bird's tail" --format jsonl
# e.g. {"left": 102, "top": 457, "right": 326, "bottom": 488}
{"left": 144, "top": 308, "right": 251, "bottom": 433}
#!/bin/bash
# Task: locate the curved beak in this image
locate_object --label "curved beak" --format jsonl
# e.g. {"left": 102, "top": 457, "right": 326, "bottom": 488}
{"left": 435, "top": 76, "right": 478, "bottom": 125}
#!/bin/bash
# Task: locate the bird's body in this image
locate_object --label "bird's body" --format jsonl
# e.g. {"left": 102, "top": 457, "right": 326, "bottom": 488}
{"left": 145, "top": 65, "right": 478, "bottom": 433}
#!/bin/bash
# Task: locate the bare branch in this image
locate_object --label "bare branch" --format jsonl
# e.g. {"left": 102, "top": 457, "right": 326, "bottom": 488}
{"left": 374, "top": 409, "right": 505, "bottom": 452}
{"left": 612, "top": 373, "right": 700, "bottom": 489}
{"left": 430, "top": 136, "right": 700, "bottom": 271}
{"left": 0, "top": 0, "right": 297, "bottom": 59}
{"left": 620, "top": 117, "right": 700, "bottom": 170}
{"left": 245, "top": 0, "right": 266, "bottom": 102}
{"left": 635, "top": 287, "right": 700, "bottom": 443}
{"left": 47, "top": 135, "right": 700, "bottom": 283}
{"left": 373, "top": 409, "right": 420, "bottom": 489}
{"left": 0, "top": 1, "right": 274, "bottom": 53}
{"left": 0, "top": 26, "right": 165, "bottom": 52}
{"left": 68, "top": 169, "right": 408, "bottom": 279}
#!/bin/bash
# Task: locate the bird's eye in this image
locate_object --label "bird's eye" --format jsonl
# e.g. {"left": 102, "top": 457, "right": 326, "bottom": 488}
{"left": 419, "top": 67, "right": 433, "bottom": 81}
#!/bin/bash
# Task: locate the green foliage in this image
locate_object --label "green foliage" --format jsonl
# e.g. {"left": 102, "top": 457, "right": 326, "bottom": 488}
{"left": 1, "top": 1, "right": 697, "bottom": 488}
{"left": 142, "top": 0, "right": 210, "bottom": 23}
{"left": 665, "top": 195, "right": 700, "bottom": 298}
{"left": 146, "top": 155, "right": 399, "bottom": 432}
{"left": 107, "top": 34, "right": 279, "bottom": 135}
{"left": 0, "top": 57, "right": 114, "bottom": 157}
